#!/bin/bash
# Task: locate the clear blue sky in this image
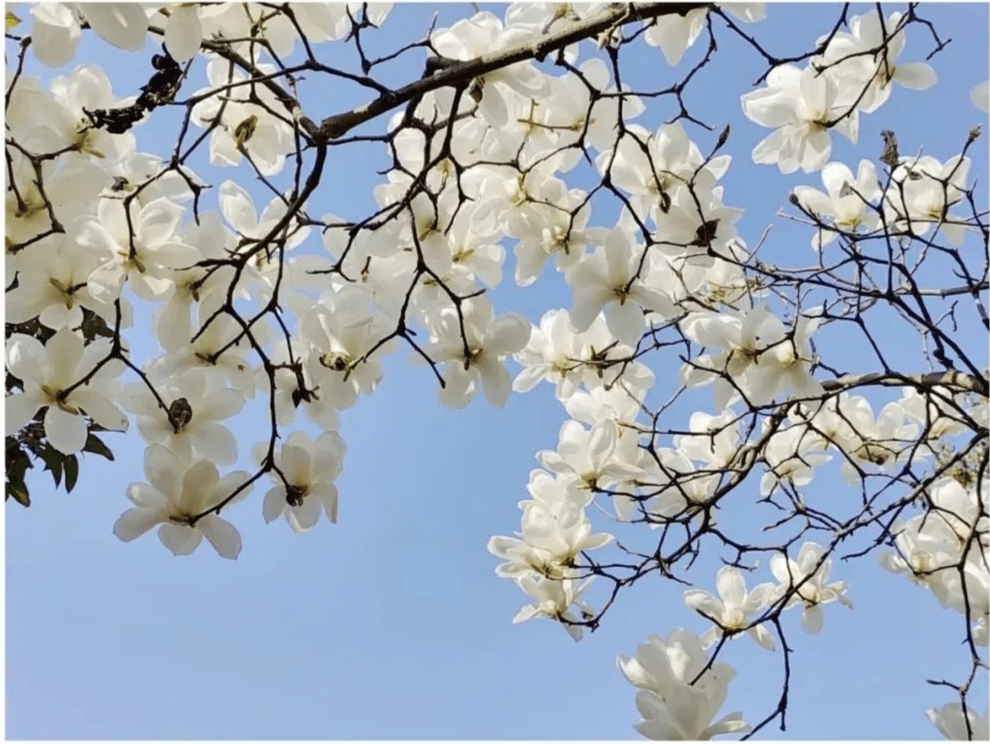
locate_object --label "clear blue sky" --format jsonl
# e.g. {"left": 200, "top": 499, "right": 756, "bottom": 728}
{"left": 5, "top": 2, "right": 988, "bottom": 739}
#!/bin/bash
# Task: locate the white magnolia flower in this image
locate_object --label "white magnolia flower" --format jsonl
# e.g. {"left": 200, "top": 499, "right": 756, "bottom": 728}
{"left": 512, "top": 573, "right": 596, "bottom": 642}
{"left": 883, "top": 154, "right": 973, "bottom": 246}
{"left": 816, "top": 10, "right": 937, "bottom": 113}
{"left": 431, "top": 11, "right": 549, "bottom": 127}
{"left": 617, "top": 628, "right": 750, "bottom": 740}
{"left": 566, "top": 224, "right": 674, "bottom": 346}
{"left": 6, "top": 330, "right": 127, "bottom": 455}
{"left": 684, "top": 566, "right": 777, "bottom": 650}
{"left": 113, "top": 444, "right": 251, "bottom": 559}
{"left": 770, "top": 542, "right": 853, "bottom": 633}
{"left": 927, "top": 702, "right": 989, "bottom": 741}
{"left": 792, "top": 160, "right": 883, "bottom": 249}
{"left": 488, "top": 471, "right": 611, "bottom": 580}
{"left": 120, "top": 371, "right": 245, "bottom": 465}
{"left": 741, "top": 64, "right": 859, "bottom": 174}
{"left": 78, "top": 197, "right": 201, "bottom": 304}
{"left": 29, "top": 2, "right": 148, "bottom": 67}
{"left": 419, "top": 298, "right": 531, "bottom": 408}
{"left": 538, "top": 419, "right": 642, "bottom": 490}
{"left": 253, "top": 431, "right": 346, "bottom": 533}
{"left": 191, "top": 59, "right": 295, "bottom": 176}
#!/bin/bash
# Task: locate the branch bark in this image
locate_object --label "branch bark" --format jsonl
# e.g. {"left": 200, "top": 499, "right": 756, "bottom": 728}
{"left": 315, "top": 3, "right": 710, "bottom": 141}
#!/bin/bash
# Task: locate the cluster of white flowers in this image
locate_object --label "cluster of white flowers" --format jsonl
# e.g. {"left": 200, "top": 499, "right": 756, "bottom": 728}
{"left": 5, "top": 1, "right": 987, "bottom": 739}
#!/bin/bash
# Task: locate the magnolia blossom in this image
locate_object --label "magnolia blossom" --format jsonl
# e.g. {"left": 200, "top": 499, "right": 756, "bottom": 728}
{"left": 741, "top": 64, "right": 859, "bottom": 174}
{"left": 418, "top": 298, "right": 531, "bottom": 408}
{"left": 617, "top": 628, "right": 750, "bottom": 740}
{"left": 29, "top": 2, "right": 148, "bottom": 68}
{"left": 770, "top": 542, "right": 853, "bottom": 633}
{"left": 684, "top": 566, "right": 777, "bottom": 650}
{"left": 77, "top": 197, "right": 201, "bottom": 304}
{"left": 120, "top": 371, "right": 245, "bottom": 465}
{"left": 538, "top": 419, "right": 642, "bottom": 491}
{"left": 883, "top": 154, "right": 973, "bottom": 246}
{"left": 191, "top": 59, "right": 295, "bottom": 176}
{"left": 488, "top": 470, "right": 612, "bottom": 580}
{"left": 816, "top": 10, "right": 937, "bottom": 113}
{"left": 792, "top": 160, "right": 883, "bottom": 249}
{"left": 113, "top": 444, "right": 251, "bottom": 559}
{"left": 512, "top": 573, "right": 596, "bottom": 642}
{"left": 927, "top": 702, "right": 989, "bottom": 741}
{"left": 566, "top": 224, "right": 674, "bottom": 346}
{"left": 252, "top": 431, "right": 346, "bottom": 533}
{"left": 642, "top": 4, "right": 764, "bottom": 67}
{"left": 431, "top": 11, "right": 549, "bottom": 128}
{"left": 5, "top": 330, "right": 127, "bottom": 456}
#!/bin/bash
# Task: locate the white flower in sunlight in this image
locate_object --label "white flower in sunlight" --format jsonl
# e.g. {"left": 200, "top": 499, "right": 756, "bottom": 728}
{"left": 5, "top": 330, "right": 127, "bottom": 455}
{"left": 927, "top": 702, "right": 989, "bottom": 741}
{"left": 792, "top": 160, "right": 882, "bottom": 249}
{"left": 770, "top": 542, "right": 852, "bottom": 634}
{"left": 419, "top": 298, "right": 531, "bottom": 409}
{"left": 431, "top": 11, "right": 549, "bottom": 127}
{"left": 741, "top": 64, "right": 858, "bottom": 174}
{"left": 252, "top": 431, "right": 346, "bottom": 533}
{"left": 512, "top": 573, "right": 596, "bottom": 642}
{"left": 617, "top": 628, "right": 750, "bottom": 739}
{"left": 683, "top": 566, "right": 777, "bottom": 650}
{"left": 113, "top": 444, "right": 252, "bottom": 559}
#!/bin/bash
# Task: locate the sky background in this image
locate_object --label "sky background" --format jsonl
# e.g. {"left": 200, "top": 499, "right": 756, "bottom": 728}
{"left": 4, "top": 1, "right": 989, "bottom": 740}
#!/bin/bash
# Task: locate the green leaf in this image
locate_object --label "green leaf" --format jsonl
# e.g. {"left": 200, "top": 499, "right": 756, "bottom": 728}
{"left": 83, "top": 433, "right": 114, "bottom": 461}
{"left": 39, "top": 446, "right": 64, "bottom": 487}
{"left": 6, "top": 479, "right": 30, "bottom": 507}
{"left": 64, "top": 456, "right": 80, "bottom": 493}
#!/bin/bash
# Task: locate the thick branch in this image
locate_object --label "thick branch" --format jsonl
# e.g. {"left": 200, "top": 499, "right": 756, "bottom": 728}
{"left": 821, "top": 370, "right": 988, "bottom": 396}
{"left": 315, "top": 3, "right": 710, "bottom": 141}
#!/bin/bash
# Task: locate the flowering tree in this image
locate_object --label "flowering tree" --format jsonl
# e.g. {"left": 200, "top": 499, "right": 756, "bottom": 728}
{"left": 5, "top": 2, "right": 989, "bottom": 739}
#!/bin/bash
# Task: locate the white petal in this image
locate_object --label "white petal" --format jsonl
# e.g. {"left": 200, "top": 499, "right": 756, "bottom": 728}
{"left": 45, "top": 406, "right": 87, "bottom": 455}
{"left": 894, "top": 62, "right": 936, "bottom": 90}
{"left": 164, "top": 5, "right": 203, "bottom": 62}
{"left": 198, "top": 514, "right": 242, "bottom": 559}
{"left": 81, "top": 3, "right": 148, "bottom": 51}
{"left": 113, "top": 508, "right": 162, "bottom": 542}
{"left": 158, "top": 522, "right": 202, "bottom": 556}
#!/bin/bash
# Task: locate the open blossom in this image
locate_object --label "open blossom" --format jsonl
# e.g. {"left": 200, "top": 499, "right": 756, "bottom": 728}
{"left": 927, "top": 702, "right": 989, "bottom": 741}
{"left": 741, "top": 64, "right": 859, "bottom": 174}
{"left": 431, "top": 11, "right": 549, "bottom": 128}
{"left": 488, "top": 470, "right": 611, "bottom": 581}
{"left": 538, "top": 419, "right": 642, "bottom": 491}
{"left": 119, "top": 370, "right": 245, "bottom": 465}
{"left": 792, "top": 160, "right": 883, "bottom": 249}
{"left": 5, "top": 330, "right": 127, "bottom": 455}
{"left": 566, "top": 223, "right": 674, "bottom": 346}
{"left": 815, "top": 10, "right": 936, "bottom": 113}
{"left": 29, "top": 2, "right": 148, "bottom": 68}
{"left": 512, "top": 573, "right": 596, "bottom": 642}
{"left": 770, "top": 542, "right": 853, "bottom": 634}
{"left": 113, "top": 444, "right": 252, "bottom": 559}
{"left": 418, "top": 298, "right": 531, "bottom": 409}
{"left": 77, "top": 197, "right": 201, "bottom": 304}
{"left": 191, "top": 59, "right": 295, "bottom": 176}
{"left": 684, "top": 566, "right": 777, "bottom": 650}
{"left": 252, "top": 431, "right": 346, "bottom": 533}
{"left": 643, "top": 4, "right": 764, "bottom": 67}
{"left": 883, "top": 154, "right": 973, "bottom": 246}
{"left": 617, "top": 628, "right": 750, "bottom": 740}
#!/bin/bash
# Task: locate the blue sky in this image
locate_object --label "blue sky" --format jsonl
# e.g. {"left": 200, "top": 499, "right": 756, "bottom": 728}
{"left": 5, "top": 2, "right": 989, "bottom": 740}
